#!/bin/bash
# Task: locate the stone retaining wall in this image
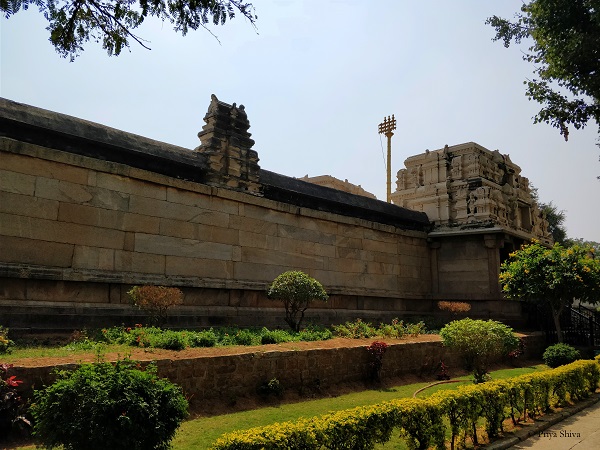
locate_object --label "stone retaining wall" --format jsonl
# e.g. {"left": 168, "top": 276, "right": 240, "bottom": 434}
{"left": 11, "top": 333, "right": 545, "bottom": 408}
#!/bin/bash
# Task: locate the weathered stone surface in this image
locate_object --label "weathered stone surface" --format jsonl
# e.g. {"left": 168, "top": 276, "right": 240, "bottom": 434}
{"left": 37, "top": 177, "right": 130, "bottom": 211}
{"left": 0, "top": 212, "right": 125, "bottom": 249}
{"left": 114, "top": 250, "right": 165, "bottom": 274}
{"left": 0, "top": 98, "right": 209, "bottom": 183}
{"left": 72, "top": 246, "right": 115, "bottom": 271}
{"left": 278, "top": 224, "right": 337, "bottom": 246}
{"left": 165, "top": 256, "right": 233, "bottom": 279}
{"left": 0, "top": 170, "right": 36, "bottom": 196}
{"left": 26, "top": 280, "right": 109, "bottom": 303}
{"left": 240, "top": 247, "right": 325, "bottom": 270}
{"left": 134, "top": 233, "right": 235, "bottom": 260}
{"left": 230, "top": 215, "right": 278, "bottom": 235}
{"left": 392, "top": 143, "right": 552, "bottom": 244}
{"left": 1, "top": 151, "right": 89, "bottom": 184}
{"left": 195, "top": 94, "right": 261, "bottom": 195}
{"left": 0, "top": 236, "right": 74, "bottom": 267}
{"left": 129, "top": 195, "right": 230, "bottom": 228}
{"left": 298, "top": 174, "right": 377, "bottom": 199}
{"left": 96, "top": 172, "right": 167, "bottom": 200}
{"left": 233, "top": 262, "right": 286, "bottom": 283}
{"left": 196, "top": 224, "right": 239, "bottom": 246}
{"left": 0, "top": 191, "right": 59, "bottom": 220}
{"left": 0, "top": 278, "right": 26, "bottom": 300}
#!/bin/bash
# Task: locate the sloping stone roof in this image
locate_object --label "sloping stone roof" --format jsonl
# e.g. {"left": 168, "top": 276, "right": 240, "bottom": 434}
{"left": 0, "top": 97, "right": 430, "bottom": 231}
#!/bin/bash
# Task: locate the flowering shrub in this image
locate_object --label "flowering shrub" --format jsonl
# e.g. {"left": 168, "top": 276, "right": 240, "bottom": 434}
{"left": 366, "top": 341, "right": 389, "bottom": 382}
{"left": 128, "top": 285, "right": 184, "bottom": 326}
{"left": 336, "top": 318, "right": 427, "bottom": 339}
{"left": 507, "top": 337, "right": 526, "bottom": 360}
{"left": 260, "top": 328, "right": 293, "bottom": 345}
{"left": 0, "top": 363, "right": 30, "bottom": 436}
{"left": 436, "top": 361, "right": 450, "bottom": 381}
{"left": 297, "top": 325, "right": 333, "bottom": 341}
{"left": 334, "top": 318, "right": 378, "bottom": 338}
{"left": 32, "top": 359, "right": 188, "bottom": 450}
{"left": 188, "top": 329, "right": 218, "bottom": 347}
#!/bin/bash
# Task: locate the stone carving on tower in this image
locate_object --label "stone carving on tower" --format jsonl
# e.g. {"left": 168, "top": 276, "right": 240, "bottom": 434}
{"left": 391, "top": 142, "right": 552, "bottom": 244}
{"left": 194, "top": 94, "right": 261, "bottom": 195}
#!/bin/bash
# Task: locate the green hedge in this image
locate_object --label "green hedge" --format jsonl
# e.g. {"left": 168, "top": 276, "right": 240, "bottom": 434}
{"left": 211, "top": 360, "right": 600, "bottom": 450}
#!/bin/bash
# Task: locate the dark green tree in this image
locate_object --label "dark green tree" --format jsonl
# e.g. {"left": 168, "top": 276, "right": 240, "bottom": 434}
{"left": 486, "top": 0, "right": 600, "bottom": 141}
{"left": 540, "top": 201, "right": 567, "bottom": 245}
{"left": 500, "top": 241, "right": 600, "bottom": 342}
{"left": 1, "top": 0, "right": 256, "bottom": 60}
{"left": 267, "top": 271, "right": 328, "bottom": 332}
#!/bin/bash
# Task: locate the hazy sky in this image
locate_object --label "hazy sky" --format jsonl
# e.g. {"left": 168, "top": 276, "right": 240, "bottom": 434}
{"left": 1, "top": 1, "right": 599, "bottom": 242}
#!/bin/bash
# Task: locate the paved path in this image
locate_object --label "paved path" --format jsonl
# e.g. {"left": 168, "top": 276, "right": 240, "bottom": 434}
{"left": 486, "top": 395, "right": 600, "bottom": 450}
{"left": 510, "top": 399, "right": 600, "bottom": 449}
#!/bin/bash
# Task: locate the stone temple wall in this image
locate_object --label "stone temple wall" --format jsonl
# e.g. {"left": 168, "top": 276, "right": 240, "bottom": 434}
{"left": 0, "top": 97, "right": 438, "bottom": 331}
{"left": 0, "top": 97, "right": 541, "bottom": 332}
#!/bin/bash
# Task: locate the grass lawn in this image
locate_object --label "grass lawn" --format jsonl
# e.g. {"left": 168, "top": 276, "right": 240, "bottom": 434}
{"left": 173, "top": 365, "right": 547, "bottom": 450}
{"left": 5, "top": 364, "right": 546, "bottom": 450}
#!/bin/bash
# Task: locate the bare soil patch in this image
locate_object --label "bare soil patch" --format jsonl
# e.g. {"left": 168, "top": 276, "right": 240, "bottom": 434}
{"left": 11, "top": 334, "right": 443, "bottom": 368}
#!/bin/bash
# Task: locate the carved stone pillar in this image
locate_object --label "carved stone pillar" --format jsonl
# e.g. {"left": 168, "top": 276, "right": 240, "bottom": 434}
{"left": 195, "top": 94, "right": 262, "bottom": 195}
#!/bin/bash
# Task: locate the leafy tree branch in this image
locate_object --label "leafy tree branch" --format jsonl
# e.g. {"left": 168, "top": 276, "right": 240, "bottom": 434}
{"left": 486, "top": 0, "right": 600, "bottom": 142}
{"left": 1, "top": 0, "right": 257, "bottom": 60}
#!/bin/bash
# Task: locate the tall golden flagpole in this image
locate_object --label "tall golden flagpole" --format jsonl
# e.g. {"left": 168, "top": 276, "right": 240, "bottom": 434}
{"left": 378, "top": 115, "right": 397, "bottom": 203}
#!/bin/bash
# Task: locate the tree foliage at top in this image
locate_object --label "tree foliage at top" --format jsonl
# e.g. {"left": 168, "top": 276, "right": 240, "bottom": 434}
{"left": 487, "top": 0, "right": 600, "bottom": 141}
{"left": 1, "top": 0, "right": 257, "bottom": 60}
{"left": 499, "top": 241, "right": 600, "bottom": 342}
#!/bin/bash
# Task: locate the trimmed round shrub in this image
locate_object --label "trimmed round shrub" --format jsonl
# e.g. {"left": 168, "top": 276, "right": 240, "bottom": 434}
{"left": 31, "top": 359, "right": 188, "bottom": 450}
{"left": 440, "top": 318, "right": 519, "bottom": 383}
{"left": 267, "top": 271, "right": 328, "bottom": 332}
{"left": 543, "top": 343, "right": 581, "bottom": 368}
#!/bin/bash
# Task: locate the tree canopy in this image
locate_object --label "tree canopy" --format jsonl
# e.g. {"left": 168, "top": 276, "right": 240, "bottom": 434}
{"left": 499, "top": 241, "right": 600, "bottom": 342}
{"left": 267, "top": 271, "right": 328, "bottom": 332}
{"left": 1, "top": 0, "right": 257, "bottom": 60}
{"left": 540, "top": 201, "right": 567, "bottom": 244}
{"left": 486, "top": 0, "right": 600, "bottom": 141}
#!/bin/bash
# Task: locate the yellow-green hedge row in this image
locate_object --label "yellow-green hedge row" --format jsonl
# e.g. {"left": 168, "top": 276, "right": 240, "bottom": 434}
{"left": 211, "top": 360, "right": 599, "bottom": 450}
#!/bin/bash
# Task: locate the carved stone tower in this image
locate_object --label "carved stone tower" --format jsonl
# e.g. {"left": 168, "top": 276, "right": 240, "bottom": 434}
{"left": 195, "top": 94, "right": 261, "bottom": 195}
{"left": 391, "top": 142, "right": 552, "bottom": 244}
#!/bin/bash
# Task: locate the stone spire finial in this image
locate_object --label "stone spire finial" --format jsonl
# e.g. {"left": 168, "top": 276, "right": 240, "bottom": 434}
{"left": 195, "top": 94, "right": 261, "bottom": 195}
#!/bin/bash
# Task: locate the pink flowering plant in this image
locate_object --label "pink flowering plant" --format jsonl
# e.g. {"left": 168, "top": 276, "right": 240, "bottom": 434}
{"left": 1, "top": 363, "right": 30, "bottom": 436}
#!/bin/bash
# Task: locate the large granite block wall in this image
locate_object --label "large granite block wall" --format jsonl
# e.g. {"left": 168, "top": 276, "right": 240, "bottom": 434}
{"left": 0, "top": 138, "right": 431, "bottom": 329}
